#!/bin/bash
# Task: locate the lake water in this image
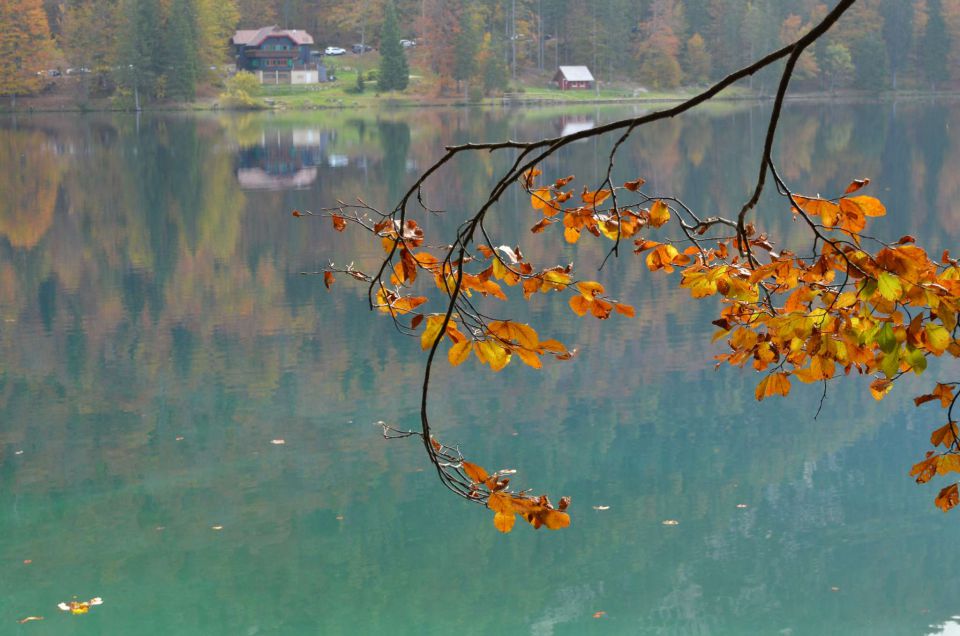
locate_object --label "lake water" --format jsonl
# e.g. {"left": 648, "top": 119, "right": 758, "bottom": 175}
{"left": 1, "top": 101, "right": 959, "bottom": 635}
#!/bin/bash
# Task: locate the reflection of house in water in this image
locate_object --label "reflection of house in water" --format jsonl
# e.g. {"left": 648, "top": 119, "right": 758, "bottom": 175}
{"left": 236, "top": 128, "right": 332, "bottom": 190}
{"left": 554, "top": 114, "right": 595, "bottom": 138}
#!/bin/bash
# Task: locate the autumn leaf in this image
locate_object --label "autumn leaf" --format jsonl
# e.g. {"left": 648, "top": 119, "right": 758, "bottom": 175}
{"left": 931, "top": 422, "right": 960, "bottom": 448}
{"left": 494, "top": 511, "right": 516, "bottom": 532}
{"left": 869, "top": 378, "right": 893, "bottom": 400}
{"left": 462, "top": 461, "right": 490, "bottom": 485}
{"left": 623, "top": 177, "right": 645, "bottom": 191}
{"left": 324, "top": 271, "right": 335, "bottom": 289}
{"left": 936, "top": 483, "right": 959, "bottom": 512}
{"left": 755, "top": 373, "right": 791, "bottom": 401}
{"left": 649, "top": 200, "right": 671, "bottom": 227}
{"left": 448, "top": 340, "right": 471, "bottom": 366}
{"left": 331, "top": 214, "right": 347, "bottom": 232}
{"left": 843, "top": 178, "right": 870, "bottom": 194}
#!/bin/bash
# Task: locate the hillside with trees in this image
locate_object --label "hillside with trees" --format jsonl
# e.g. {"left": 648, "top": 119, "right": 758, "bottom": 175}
{"left": 3, "top": 0, "right": 960, "bottom": 103}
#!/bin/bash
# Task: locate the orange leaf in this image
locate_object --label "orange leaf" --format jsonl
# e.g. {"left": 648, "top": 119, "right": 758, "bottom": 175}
{"left": 614, "top": 303, "right": 635, "bottom": 318}
{"left": 582, "top": 188, "right": 611, "bottom": 206}
{"left": 324, "top": 271, "right": 335, "bottom": 289}
{"left": 448, "top": 340, "right": 471, "bottom": 366}
{"left": 623, "top": 177, "right": 645, "bottom": 191}
{"left": 531, "top": 218, "right": 555, "bottom": 233}
{"left": 569, "top": 295, "right": 591, "bottom": 316}
{"left": 541, "top": 509, "right": 571, "bottom": 530}
{"left": 493, "top": 511, "right": 516, "bottom": 532}
{"left": 911, "top": 455, "right": 939, "bottom": 484}
{"left": 936, "top": 483, "right": 959, "bottom": 512}
{"left": 755, "top": 372, "right": 791, "bottom": 401}
{"left": 649, "top": 200, "right": 671, "bottom": 227}
{"left": 845, "top": 195, "right": 885, "bottom": 217}
{"left": 931, "top": 422, "right": 959, "bottom": 449}
{"left": 462, "top": 461, "right": 490, "bottom": 485}
{"left": 869, "top": 378, "right": 893, "bottom": 401}
{"left": 332, "top": 214, "right": 347, "bottom": 231}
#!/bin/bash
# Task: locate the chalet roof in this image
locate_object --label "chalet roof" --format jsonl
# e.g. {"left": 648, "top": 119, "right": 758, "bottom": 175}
{"left": 232, "top": 26, "right": 314, "bottom": 46}
{"left": 555, "top": 66, "right": 594, "bottom": 82}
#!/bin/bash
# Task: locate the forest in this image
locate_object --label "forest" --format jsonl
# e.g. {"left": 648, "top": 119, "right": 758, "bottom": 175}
{"left": 1, "top": 0, "right": 959, "bottom": 102}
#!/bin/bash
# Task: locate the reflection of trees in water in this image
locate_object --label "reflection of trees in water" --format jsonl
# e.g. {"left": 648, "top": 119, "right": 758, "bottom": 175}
{"left": 0, "top": 129, "right": 61, "bottom": 249}
{"left": 1, "top": 107, "right": 960, "bottom": 633}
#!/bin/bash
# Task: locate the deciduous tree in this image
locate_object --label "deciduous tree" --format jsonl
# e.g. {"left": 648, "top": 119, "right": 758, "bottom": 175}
{"left": 297, "top": 0, "right": 960, "bottom": 531}
{"left": 0, "top": 0, "right": 54, "bottom": 103}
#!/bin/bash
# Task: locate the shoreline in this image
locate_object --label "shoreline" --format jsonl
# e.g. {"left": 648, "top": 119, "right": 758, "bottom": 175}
{"left": 3, "top": 87, "right": 960, "bottom": 115}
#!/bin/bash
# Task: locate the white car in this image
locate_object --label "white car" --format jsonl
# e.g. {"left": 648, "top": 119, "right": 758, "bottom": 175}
{"left": 400, "top": 39, "right": 415, "bottom": 48}
{"left": 324, "top": 46, "right": 346, "bottom": 56}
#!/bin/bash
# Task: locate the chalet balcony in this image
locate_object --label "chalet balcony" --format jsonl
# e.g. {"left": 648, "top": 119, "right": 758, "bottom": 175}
{"left": 244, "top": 49, "right": 299, "bottom": 59}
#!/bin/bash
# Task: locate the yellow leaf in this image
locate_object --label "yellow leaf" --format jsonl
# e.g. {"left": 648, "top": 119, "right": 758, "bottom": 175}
{"left": 869, "top": 378, "right": 893, "bottom": 400}
{"left": 649, "top": 200, "right": 671, "bottom": 227}
{"left": 576, "top": 281, "right": 606, "bottom": 298}
{"left": 494, "top": 511, "right": 516, "bottom": 532}
{"left": 877, "top": 272, "right": 903, "bottom": 301}
{"left": 564, "top": 226, "right": 581, "bottom": 243}
{"left": 569, "top": 295, "right": 591, "bottom": 316}
{"left": 515, "top": 347, "right": 543, "bottom": 369}
{"left": 448, "top": 340, "right": 471, "bottom": 366}
{"left": 755, "top": 372, "right": 791, "bottom": 401}
{"left": 421, "top": 315, "right": 447, "bottom": 350}
{"left": 531, "top": 187, "right": 552, "bottom": 210}
{"left": 925, "top": 323, "right": 952, "bottom": 355}
{"left": 937, "top": 454, "right": 960, "bottom": 475}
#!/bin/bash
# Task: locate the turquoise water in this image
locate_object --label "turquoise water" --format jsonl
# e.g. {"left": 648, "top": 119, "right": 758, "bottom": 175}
{"left": 1, "top": 102, "right": 959, "bottom": 634}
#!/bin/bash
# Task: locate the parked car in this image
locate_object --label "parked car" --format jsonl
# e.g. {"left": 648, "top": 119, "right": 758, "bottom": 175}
{"left": 400, "top": 39, "right": 415, "bottom": 48}
{"left": 324, "top": 46, "right": 346, "bottom": 56}
{"left": 352, "top": 44, "right": 374, "bottom": 54}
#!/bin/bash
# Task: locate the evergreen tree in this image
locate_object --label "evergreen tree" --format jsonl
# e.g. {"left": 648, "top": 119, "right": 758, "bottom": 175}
{"left": 850, "top": 33, "right": 887, "bottom": 91}
{"left": 118, "top": 0, "right": 163, "bottom": 101}
{"left": 164, "top": 0, "right": 200, "bottom": 101}
{"left": 921, "top": 0, "right": 949, "bottom": 89}
{"left": 881, "top": 0, "right": 912, "bottom": 90}
{"left": 453, "top": 4, "right": 480, "bottom": 97}
{"left": 378, "top": 0, "right": 408, "bottom": 92}
{"left": 481, "top": 34, "right": 508, "bottom": 95}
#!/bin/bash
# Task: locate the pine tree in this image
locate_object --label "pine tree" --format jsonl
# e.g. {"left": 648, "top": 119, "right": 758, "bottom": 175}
{"left": 118, "top": 0, "right": 163, "bottom": 101}
{"left": 0, "top": 0, "right": 54, "bottom": 102}
{"left": 922, "top": 0, "right": 949, "bottom": 89}
{"left": 164, "top": 0, "right": 200, "bottom": 101}
{"left": 378, "top": 0, "right": 408, "bottom": 92}
{"left": 453, "top": 4, "right": 480, "bottom": 98}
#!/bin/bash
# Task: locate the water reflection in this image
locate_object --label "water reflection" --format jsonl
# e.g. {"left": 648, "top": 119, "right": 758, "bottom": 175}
{"left": 0, "top": 103, "right": 959, "bottom": 634}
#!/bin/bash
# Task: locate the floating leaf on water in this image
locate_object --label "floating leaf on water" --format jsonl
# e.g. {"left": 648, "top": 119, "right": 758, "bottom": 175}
{"left": 270, "top": 439, "right": 286, "bottom": 445}
{"left": 736, "top": 503, "right": 749, "bottom": 509}
{"left": 57, "top": 597, "right": 103, "bottom": 615}
{"left": 14, "top": 450, "right": 23, "bottom": 455}
{"left": 830, "top": 586, "right": 840, "bottom": 592}
{"left": 23, "top": 559, "right": 31, "bottom": 565}
{"left": 335, "top": 514, "right": 344, "bottom": 521}
{"left": 17, "top": 616, "right": 43, "bottom": 624}
{"left": 175, "top": 436, "right": 184, "bottom": 441}
{"left": 592, "top": 611, "right": 607, "bottom": 619}
{"left": 592, "top": 505, "right": 610, "bottom": 511}
{"left": 211, "top": 525, "right": 224, "bottom": 531}
{"left": 662, "top": 519, "right": 680, "bottom": 526}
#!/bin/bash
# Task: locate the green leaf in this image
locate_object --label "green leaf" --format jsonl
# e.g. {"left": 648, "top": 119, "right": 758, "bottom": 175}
{"left": 877, "top": 322, "right": 897, "bottom": 354}
{"left": 881, "top": 347, "right": 901, "bottom": 378}
{"left": 905, "top": 346, "right": 927, "bottom": 374}
{"left": 877, "top": 272, "right": 903, "bottom": 301}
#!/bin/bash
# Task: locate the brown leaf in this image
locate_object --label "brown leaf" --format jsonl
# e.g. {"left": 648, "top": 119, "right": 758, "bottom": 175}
{"left": 931, "top": 422, "right": 959, "bottom": 449}
{"left": 843, "top": 178, "right": 870, "bottom": 194}
{"left": 324, "top": 271, "right": 335, "bottom": 289}
{"left": 936, "top": 483, "right": 959, "bottom": 512}
{"left": 623, "top": 177, "right": 645, "bottom": 191}
{"left": 331, "top": 214, "right": 347, "bottom": 231}
{"left": 17, "top": 616, "right": 43, "bottom": 624}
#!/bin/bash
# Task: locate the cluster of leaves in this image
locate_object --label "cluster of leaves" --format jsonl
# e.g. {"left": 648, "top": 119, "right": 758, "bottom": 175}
{"left": 519, "top": 169, "right": 960, "bottom": 512}
{"left": 298, "top": 160, "right": 960, "bottom": 521}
